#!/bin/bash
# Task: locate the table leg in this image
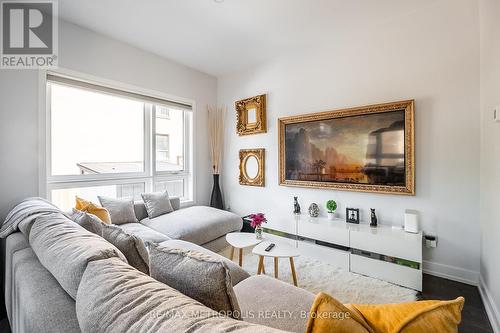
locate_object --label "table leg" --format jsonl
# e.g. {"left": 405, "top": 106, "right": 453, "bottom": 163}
{"left": 239, "top": 248, "right": 243, "bottom": 267}
{"left": 274, "top": 257, "right": 279, "bottom": 278}
{"left": 257, "top": 256, "right": 264, "bottom": 274}
{"left": 290, "top": 257, "right": 298, "bottom": 286}
{"left": 230, "top": 246, "right": 235, "bottom": 261}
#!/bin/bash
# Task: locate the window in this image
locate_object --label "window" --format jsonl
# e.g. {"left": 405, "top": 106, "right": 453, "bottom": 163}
{"left": 50, "top": 83, "right": 145, "bottom": 175}
{"left": 155, "top": 105, "right": 185, "bottom": 172}
{"left": 156, "top": 106, "right": 170, "bottom": 119}
{"left": 45, "top": 73, "right": 194, "bottom": 208}
{"left": 156, "top": 134, "right": 170, "bottom": 161}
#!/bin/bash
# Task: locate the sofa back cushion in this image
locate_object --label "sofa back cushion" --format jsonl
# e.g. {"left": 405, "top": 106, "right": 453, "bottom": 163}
{"left": 76, "top": 257, "right": 282, "bottom": 333}
{"left": 68, "top": 208, "right": 106, "bottom": 236}
{"left": 149, "top": 243, "right": 241, "bottom": 319}
{"left": 159, "top": 239, "right": 250, "bottom": 285}
{"left": 29, "top": 213, "right": 128, "bottom": 299}
{"left": 101, "top": 224, "right": 149, "bottom": 274}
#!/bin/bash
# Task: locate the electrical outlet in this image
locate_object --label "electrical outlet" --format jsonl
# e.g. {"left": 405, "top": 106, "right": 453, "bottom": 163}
{"left": 424, "top": 235, "right": 437, "bottom": 248}
{"left": 495, "top": 106, "right": 500, "bottom": 122}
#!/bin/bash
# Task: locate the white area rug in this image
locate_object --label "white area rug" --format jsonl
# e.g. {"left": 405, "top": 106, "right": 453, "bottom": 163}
{"left": 219, "top": 246, "right": 417, "bottom": 304}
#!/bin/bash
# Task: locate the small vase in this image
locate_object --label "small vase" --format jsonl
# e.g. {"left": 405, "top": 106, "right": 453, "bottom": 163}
{"left": 255, "top": 226, "right": 263, "bottom": 240}
{"left": 327, "top": 212, "right": 335, "bottom": 220}
{"left": 210, "top": 174, "right": 224, "bottom": 209}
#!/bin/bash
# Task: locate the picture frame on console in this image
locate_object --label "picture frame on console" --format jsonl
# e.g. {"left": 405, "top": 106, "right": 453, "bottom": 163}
{"left": 346, "top": 207, "right": 360, "bottom": 224}
{"left": 278, "top": 100, "right": 415, "bottom": 195}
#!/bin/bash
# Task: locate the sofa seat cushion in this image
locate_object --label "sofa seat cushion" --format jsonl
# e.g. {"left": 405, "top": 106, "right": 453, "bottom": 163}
{"left": 29, "top": 213, "right": 128, "bottom": 299}
{"left": 12, "top": 247, "right": 80, "bottom": 333}
{"left": 116, "top": 222, "right": 170, "bottom": 243}
{"left": 234, "top": 275, "right": 315, "bottom": 333}
{"left": 76, "top": 257, "right": 285, "bottom": 333}
{"left": 140, "top": 206, "right": 243, "bottom": 245}
{"left": 159, "top": 239, "right": 250, "bottom": 285}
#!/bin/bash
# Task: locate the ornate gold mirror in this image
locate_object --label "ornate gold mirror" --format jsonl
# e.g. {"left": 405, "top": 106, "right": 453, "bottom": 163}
{"left": 236, "top": 94, "right": 267, "bottom": 136}
{"left": 239, "top": 149, "right": 265, "bottom": 186}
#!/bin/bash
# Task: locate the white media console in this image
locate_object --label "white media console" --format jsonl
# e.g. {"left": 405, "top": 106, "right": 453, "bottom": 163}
{"left": 262, "top": 214, "right": 422, "bottom": 291}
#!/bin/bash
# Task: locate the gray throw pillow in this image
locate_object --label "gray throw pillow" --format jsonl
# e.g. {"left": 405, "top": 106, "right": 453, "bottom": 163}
{"left": 141, "top": 191, "right": 174, "bottom": 218}
{"left": 149, "top": 243, "right": 241, "bottom": 319}
{"left": 98, "top": 196, "right": 138, "bottom": 225}
{"left": 102, "top": 224, "right": 149, "bottom": 274}
{"left": 68, "top": 208, "right": 105, "bottom": 236}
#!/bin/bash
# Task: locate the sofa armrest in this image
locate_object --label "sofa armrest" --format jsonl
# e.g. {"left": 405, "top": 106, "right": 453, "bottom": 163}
{"left": 234, "top": 275, "right": 315, "bottom": 333}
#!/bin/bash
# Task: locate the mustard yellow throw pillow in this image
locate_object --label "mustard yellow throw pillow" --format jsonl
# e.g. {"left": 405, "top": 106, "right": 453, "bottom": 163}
{"left": 75, "top": 197, "right": 112, "bottom": 224}
{"left": 306, "top": 292, "right": 374, "bottom": 333}
{"left": 351, "top": 297, "right": 464, "bottom": 333}
{"left": 307, "top": 292, "right": 464, "bottom": 333}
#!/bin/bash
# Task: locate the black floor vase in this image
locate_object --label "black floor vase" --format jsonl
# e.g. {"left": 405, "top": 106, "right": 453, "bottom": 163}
{"left": 210, "top": 174, "right": 224, "bottom": 209}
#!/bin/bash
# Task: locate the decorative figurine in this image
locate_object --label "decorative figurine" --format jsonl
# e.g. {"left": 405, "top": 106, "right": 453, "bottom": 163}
{"left": 370, "top": 208, "right": 378, "bottom": 227}
{"left": 308, "top": 203, "right": 320, "bottom": 217}
{"left": 293, "top": 196, "right": 301, "bottom": 214}
{"left": 346, "top": 208, "right": 360, "bottom": 224}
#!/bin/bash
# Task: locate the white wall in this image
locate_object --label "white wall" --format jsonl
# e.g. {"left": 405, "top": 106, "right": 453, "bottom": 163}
{"left": 0, "top": 20, "right": 217, "bottom": 220}
{"left": 218, "top": 0, "right": 481, "bottom": 284}
{"left": 479, "top": 0, "right": 500, "bottom": 330}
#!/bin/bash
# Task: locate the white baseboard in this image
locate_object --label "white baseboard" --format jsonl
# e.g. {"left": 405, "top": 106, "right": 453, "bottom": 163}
{"left": 423, "top": 260, "right": 479, "bottom": 286}
{"left": 479, "top": 275, "right": 500, "bottom": 333}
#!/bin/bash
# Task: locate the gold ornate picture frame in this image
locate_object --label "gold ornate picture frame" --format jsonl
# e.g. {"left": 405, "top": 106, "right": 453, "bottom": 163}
{"left": 278, "top": 100, "right": 415, "bottom": 195}
{"left": 236, "top": 94, "right": 267, "bottom": 136}
{"left": 239, "top": 148, "right": 265, "bottom": 187}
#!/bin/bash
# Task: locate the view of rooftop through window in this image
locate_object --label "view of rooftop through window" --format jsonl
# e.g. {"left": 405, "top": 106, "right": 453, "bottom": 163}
{"left": 50, "top": 83, "right": 145, "bottom": 175}
{"left": 47, "top": 79, "right": 192, "bottom": 210}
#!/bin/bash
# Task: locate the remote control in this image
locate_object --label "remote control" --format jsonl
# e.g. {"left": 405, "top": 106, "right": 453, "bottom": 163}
{"left": 265, "top": 243, "right": 275, "bottom": 252}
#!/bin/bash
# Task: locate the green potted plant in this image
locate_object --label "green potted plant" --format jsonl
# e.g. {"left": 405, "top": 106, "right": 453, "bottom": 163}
{"left": 326, "top": 200, "right": 337, "bottom": 220}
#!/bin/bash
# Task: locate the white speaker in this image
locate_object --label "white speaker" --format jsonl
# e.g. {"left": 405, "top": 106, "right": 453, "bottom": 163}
{"left": 404, "top": 209, "right": 419, "bottom": 233}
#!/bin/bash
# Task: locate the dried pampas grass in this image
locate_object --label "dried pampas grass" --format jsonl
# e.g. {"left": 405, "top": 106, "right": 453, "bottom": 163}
{"left": 207, "top": 105, "right": 225, "bottom": 174}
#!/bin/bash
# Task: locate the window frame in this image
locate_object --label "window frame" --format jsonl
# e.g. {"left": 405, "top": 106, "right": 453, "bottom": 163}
{"left": 39, "top": 69, "right": 196, "bottom": 205}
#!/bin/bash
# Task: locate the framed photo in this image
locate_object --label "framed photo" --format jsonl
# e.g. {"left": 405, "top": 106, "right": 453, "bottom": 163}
{"left": 278, "top": 100, "right": 415, "bottom": 195}
{"left": 346, "top": 208, "right": 360, "bottom": 224}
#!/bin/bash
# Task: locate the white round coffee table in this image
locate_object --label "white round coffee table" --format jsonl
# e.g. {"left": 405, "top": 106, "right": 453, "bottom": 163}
{"left": 226, "top": 232, "right": 263, "bottom": 267}
{"left": 252, "top": 241, "right": 300, "bottom": 286}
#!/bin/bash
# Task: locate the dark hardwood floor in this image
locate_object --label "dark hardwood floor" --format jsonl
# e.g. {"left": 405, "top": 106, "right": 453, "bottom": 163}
{"left": 0, "top": 274, "right": 493, "bottom": 333}
{"left": 420, "top": 274, "right": 493, "bottom": 333}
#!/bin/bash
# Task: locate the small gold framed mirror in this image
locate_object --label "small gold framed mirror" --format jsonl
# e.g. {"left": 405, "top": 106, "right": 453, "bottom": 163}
{"left": 239, "top": 149, "right": 265, "bottom": 186}
{"left": 236, "top": 94, "right": 266, "bottom": 136}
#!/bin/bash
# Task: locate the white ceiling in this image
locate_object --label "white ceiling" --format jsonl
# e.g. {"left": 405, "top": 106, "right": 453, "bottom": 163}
{"left": 58, "top": 0, "right": 438, "bottom": 77}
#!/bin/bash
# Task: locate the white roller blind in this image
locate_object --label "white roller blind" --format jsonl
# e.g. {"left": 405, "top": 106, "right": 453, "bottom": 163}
{"left": 47, "top": 73, "right": 192, "bottom": 110}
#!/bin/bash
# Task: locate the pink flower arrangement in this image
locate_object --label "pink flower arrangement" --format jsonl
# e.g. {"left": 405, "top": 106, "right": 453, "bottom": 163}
{"left": 249, "top": 213, "right": 267, "bottom": 228}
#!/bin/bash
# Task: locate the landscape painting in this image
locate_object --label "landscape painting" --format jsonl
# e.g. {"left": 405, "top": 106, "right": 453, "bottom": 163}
{"left": 278, "top": 100, "right": 415, "bottom": 195}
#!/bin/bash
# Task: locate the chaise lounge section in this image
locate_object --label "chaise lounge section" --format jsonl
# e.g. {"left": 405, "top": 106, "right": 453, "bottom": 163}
{"left": 113, "top": 198, "right": 243, "bottom": 253}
